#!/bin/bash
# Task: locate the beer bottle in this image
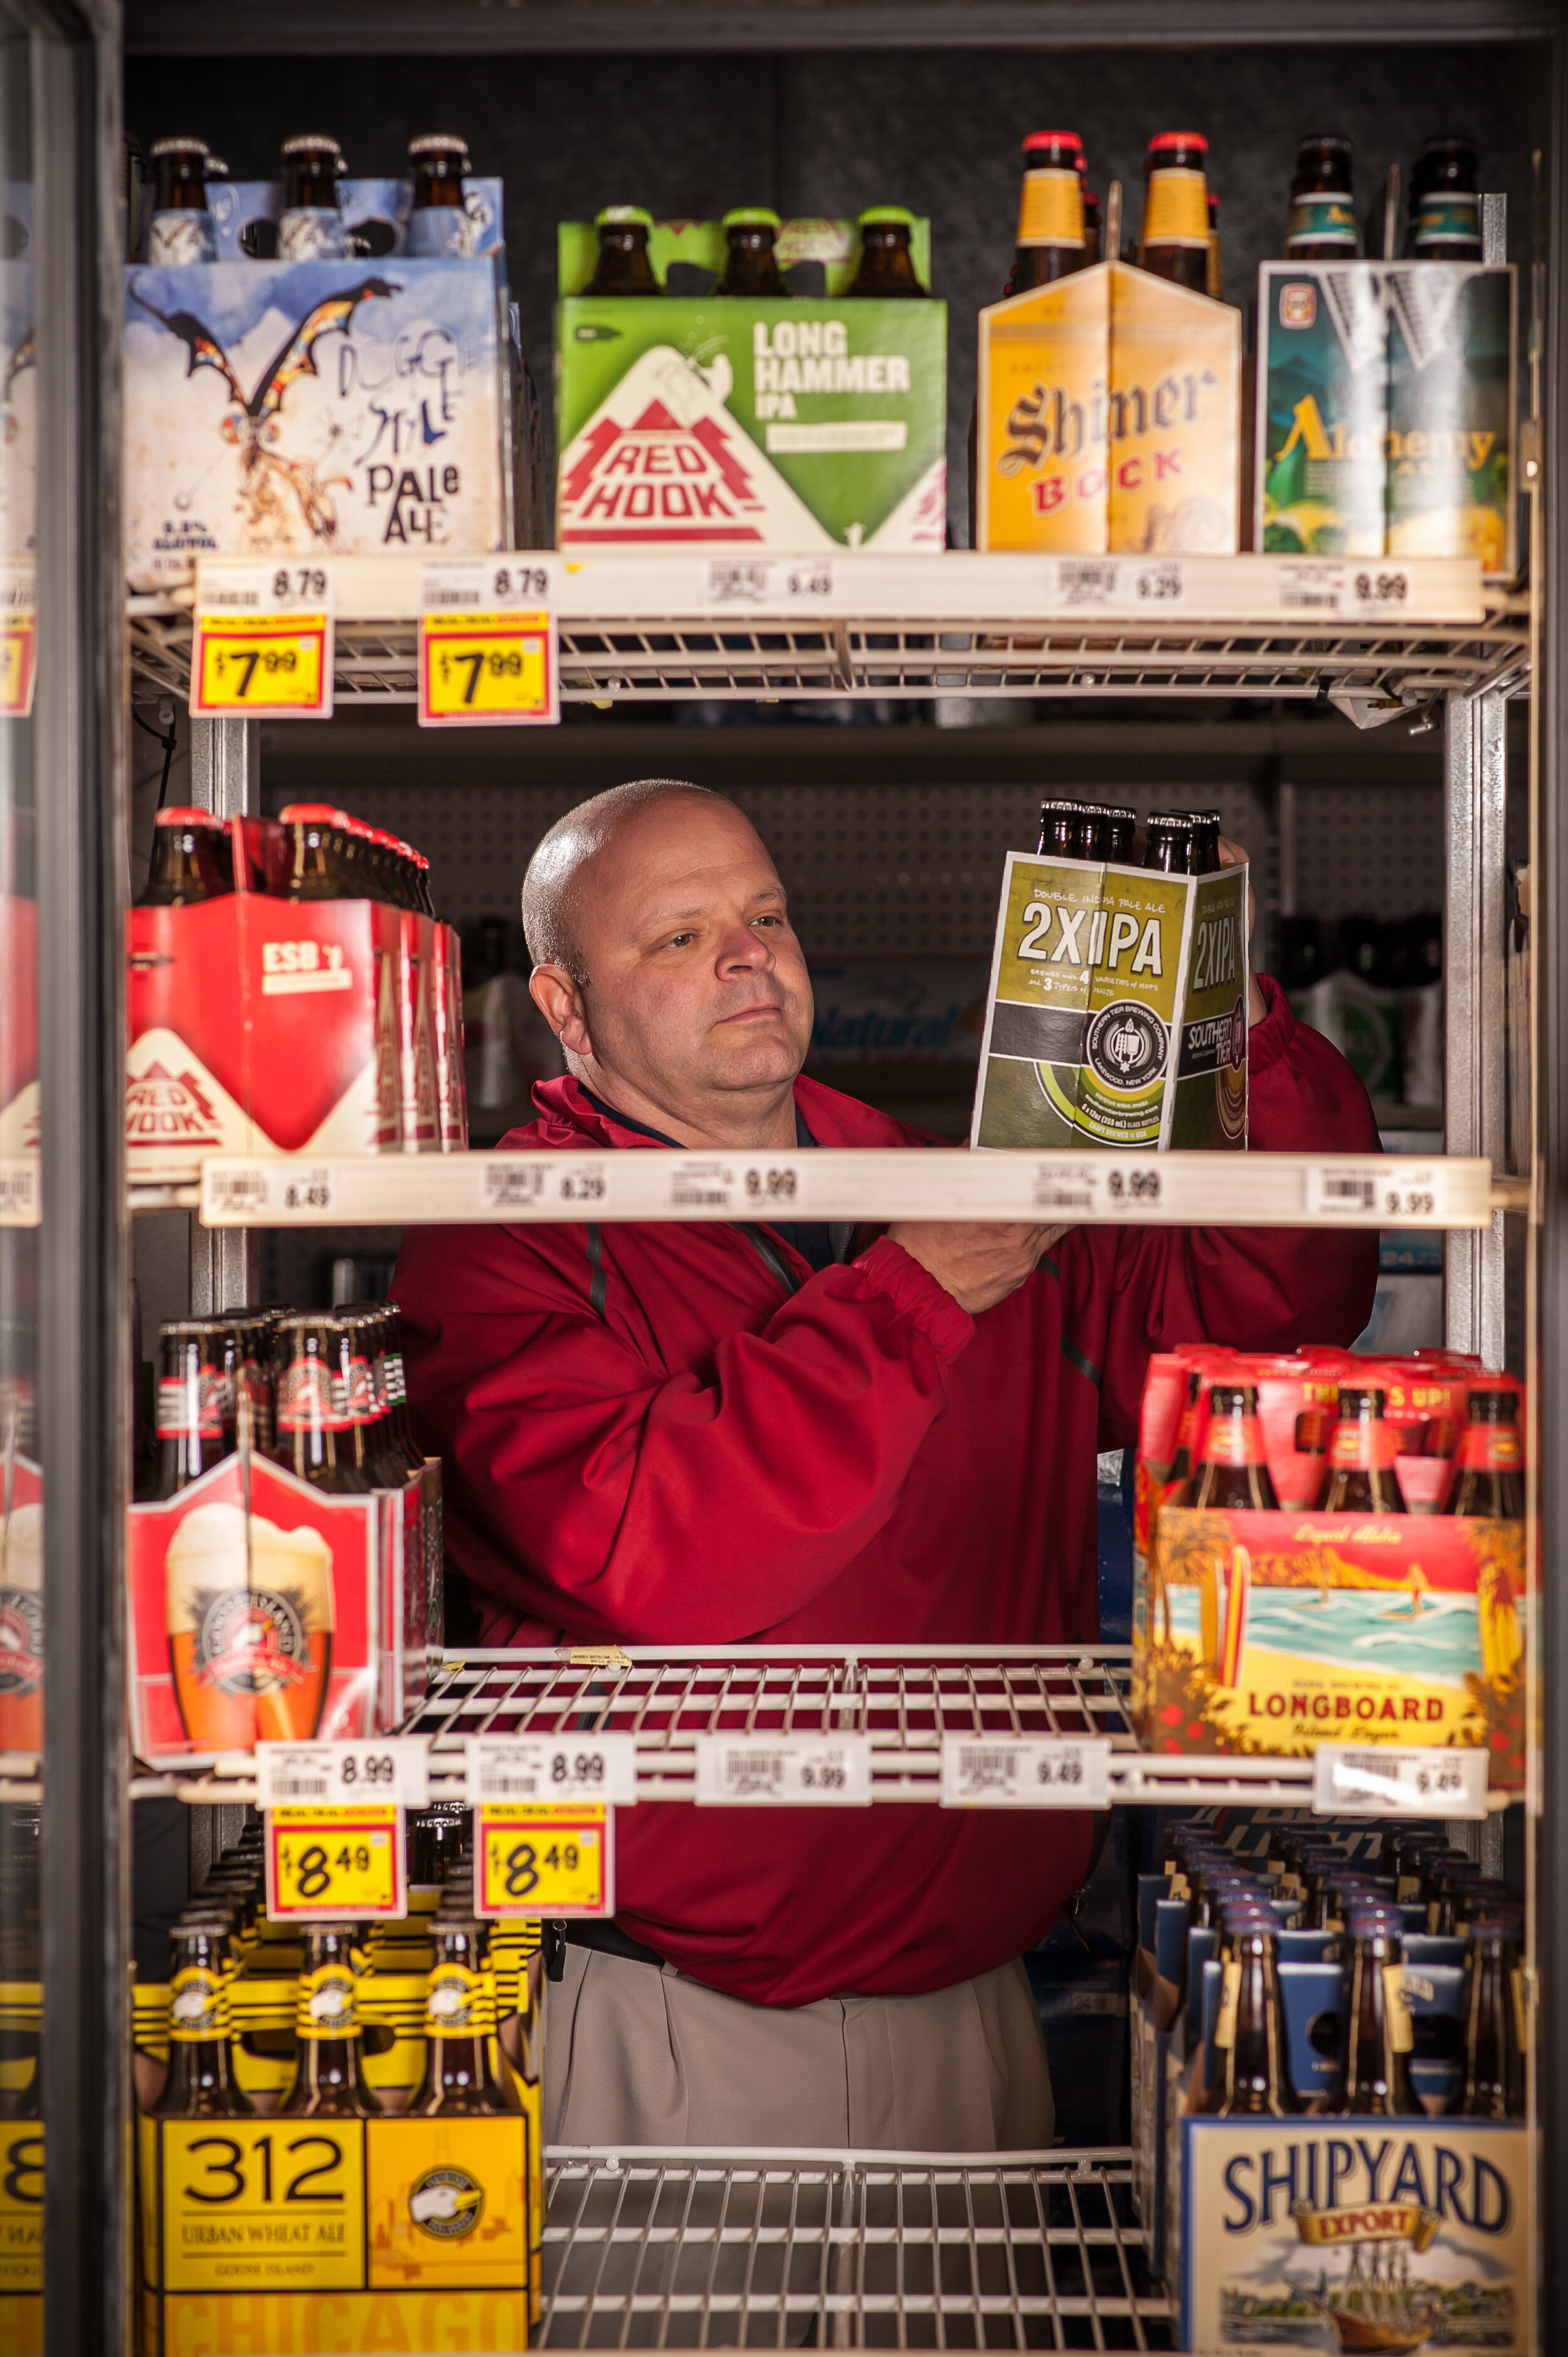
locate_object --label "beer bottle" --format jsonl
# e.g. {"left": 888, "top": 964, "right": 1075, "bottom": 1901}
{"left": 414, "top": 1922, "right": 509, "bottom": 2114}
{"left": 137, "top": 807, "right": 235, "bottom": 907}
{"left": 1411, "top": 136, "right": 1483, "bottom": 262}
{"left": 278, "top": 134, "right": 349, "bottom": 261}
{"left": 1163, "top": 1368, "right": 1206, "bottom": 1498}
{"left": 714, "top": 208, "right": 788, "bottom": 297}
{"left": 1143, "top": 813, "right": 1200, "bottom": 873}
{"left": 1082, "top": 189, "right": 1103, "bottom": 267}
{"left": 585, "top": 205, "right": 660, "bottom": 296}
{"left": 847, "top": 206, "right": 928, "bottom": 298}
{"left": 1285, "top": 136, "right": 1358, "bottom": 261}
{"left": 1460, "top": 1917, "right": 1525, "bottom": 2119}
{"left": 215, "top": 1312, "right": 276, "bottom": 1458}
{"left": 148, "top": 136, "right": 217, "bottom": 265}
{"left": 1448, "top": 1386, "right": 1525, "bottom": 1519}
{"left": 1036, "top": 797, "right": 1082, "bottom": 858}
{"left": 409, "top": 848, "right": 436, "bottom": 918}
{"left": 1334, "top": 1907, "right": 1417, "bottom": 2115}
{"left": 158, "top": 1923, "right": 251, "bottom": 2116}
{"left": 1103, "top": 805, "right": 1137, "bottom": 863}
{"left": 1197, "top": 1918, "right": 1296, "bottom": 2116}
{"left": 152, "top": 1320, "right": 235, "bottom": 1498}
{"left": 1320, "top": 1385, "right": 1407, "bottom": 1513}
{"left": 406, "top": 132, "right": 473, "bottom": 258}
{"left": 1010, "top": 132, "right": 1087, "bottom": 291}
{"left": 268, "top": 1319, "right": 374, "bottom": 1494}
{"left": 1189, "top": 1383, "right": 1281, "bottom": 1513}
{"left": 1174, "top": 1867, "right": 1258, "bottom": 2033}
{"left": 281, "top": 1926, "right": 380, "bottom": 2115}
{"left": 334, "top": 1314, "right": 406, "bottom": 1492}
{"left": 275, "top": 804, "right": 351, "bottom": 900}
{"left": 1177, "top": 809, "right": 1224, "bottom": 875}
{"left": 1206, "top": 189, "right": 1222, "bottom": 297}
{"left": 1140, "top": 133, "right": 1212, "bottom": 291}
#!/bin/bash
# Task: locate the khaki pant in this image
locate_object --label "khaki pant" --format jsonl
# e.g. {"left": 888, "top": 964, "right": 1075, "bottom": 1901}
{"left": 545, "top": 1947, "right": 1053, "bottom": 2151}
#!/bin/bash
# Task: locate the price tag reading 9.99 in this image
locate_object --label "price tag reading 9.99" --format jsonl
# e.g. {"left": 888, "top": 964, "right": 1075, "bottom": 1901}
{"left": 265, "top": 1804, "right": 405, "bottom": 1920}
{"left": 475, "top": 1803, "right": 612, "bottom": 1918}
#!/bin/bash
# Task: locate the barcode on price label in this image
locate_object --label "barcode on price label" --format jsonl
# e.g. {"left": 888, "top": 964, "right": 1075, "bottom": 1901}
{"left": 1304, "top": 1167, "right": 1380, "bottom": 1216}
{"left": 941, "top": 1736, "right": 1111, "bottom": 1809}
{"left": 670, "top": 1161, "right": 733, "bottom": 1210}
{"left": 1279, "top": 560, "right": 1348, "bottom": 613}
{"left": 1033, "top": 1163, "right": 1101, "bottom": 1213}
{"left": 694, "top": 1734, "right": 871, "bottom": 1806}
{"left": 0, "top": 1160, "right": 39, "bottom": 1225}
{"left": 1311, "top": 1745, "right": 1488, "bottom": 1820}
{"left": 206, "top": 1166, "right": 270, "bottom": 1207}
{"left": 480, "top": 1161, "right": 548, "bottom": 1210}
{"left": 466, "top": 1734, "right": 637, "bottom": 1806}
{"left": 257, "top": 1738, "right": 430, "bottom": 1812}
{"left": 703, "top": 558, "right": 837, "bottom": 608}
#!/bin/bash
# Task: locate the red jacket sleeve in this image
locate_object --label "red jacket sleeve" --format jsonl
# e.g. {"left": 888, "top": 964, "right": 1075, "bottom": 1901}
{"left": 394, "top": 1230, "right": 974, "bottom": 1644}
{"left": 1085, "top": 973, "right": 1382, "bottom": 1449}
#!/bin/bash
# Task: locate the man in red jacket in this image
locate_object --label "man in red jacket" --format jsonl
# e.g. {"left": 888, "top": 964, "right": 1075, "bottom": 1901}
{"left": 395, "top": 777, "right": 1379, "bottom": 2150}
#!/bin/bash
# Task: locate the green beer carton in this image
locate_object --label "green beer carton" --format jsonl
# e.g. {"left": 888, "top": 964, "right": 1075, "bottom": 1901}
{"left": 1255, "top": 260, "right": 1515, "bottom": 578}
{"left": 555, "top": 216, "right": 946, "bottom": 551}
{"left": 972, "top": 852, "right": 1248, "bottom": 1152}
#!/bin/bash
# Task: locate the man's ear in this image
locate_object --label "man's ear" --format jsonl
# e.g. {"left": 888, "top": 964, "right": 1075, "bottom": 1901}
{"left": 529, "top": 965, "right": 592, "bottom": 1061}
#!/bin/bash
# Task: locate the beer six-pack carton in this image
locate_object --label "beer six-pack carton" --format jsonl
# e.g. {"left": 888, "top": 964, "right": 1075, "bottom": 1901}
{"left": 1131, "top": 1346, "right": 1526, "bottom": 1783}
{"left": 972, "top": 846, "right": 1248, "bottom": 1150}
{"left": 975, "top": 260, "right": 1242, "bottom": 552}
{"left": 555, "top": 216, "right": 947, "bottom": 551}
{"left": 1255, "top": 260, "right": 1517, "bottom": 576}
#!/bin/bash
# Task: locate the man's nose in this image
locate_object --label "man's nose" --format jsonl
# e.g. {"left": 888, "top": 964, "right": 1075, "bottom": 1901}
{"left": 716, "top": 923, "right": 772, "bottom": 972}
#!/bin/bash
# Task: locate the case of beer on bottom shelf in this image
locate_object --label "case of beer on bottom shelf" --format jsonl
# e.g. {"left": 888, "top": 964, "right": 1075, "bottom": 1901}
{"left": 1131, "top": 1345, "right": 1526, "bottom": 1784}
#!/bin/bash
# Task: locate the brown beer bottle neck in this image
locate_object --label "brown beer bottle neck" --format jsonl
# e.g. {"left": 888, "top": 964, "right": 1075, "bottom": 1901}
{"left": 137, "top": 808, "right": 234, "bottom": 907}
{"left": 159, "top": 1929, "right": 250, "bottom": 2116}
{"left": 1205, "top": 1925, "right": 1295, "bottom": 2116}
{"left": 586, "top": 206, "right": 660, "bottom": 296}
{"left": 1142, "top": 130, "right": 1211, "bottom": 291}
{"left": 281, "top": 135, "right": 342, "bottom": 213}
{"left": 1191, "top": 1383, "right": 1280, "bottom": 1513}
{"left": 1011, "top": 131, "right": 1086, "bottom": 290}
{"left": 1461, "top": 1920, "right": 1525, "bottom": 2119}
{"left": 1336, "top": 1916, "right": 1417, "bottom": 2115}
{"left": 1285, "top": 134, "right": 1357, "bottom": 260}
{"left": 1321, "top": 1385, "right": 1406, "bottom": 1513}
{"left": 283, "top": 1932, "right": 379, "bottom": 2115}
{"left": 847, "top": 207, "right": 927, "bottom": 299}
{"left": 153, "top": 1319, "right": 235, "bottom": 1497}
{"left": 409, "top": 134, "right": 468, "bottom": 211}
{"left": 715, "top": 208, "right": 788, "bottom": 297}
{"left": 416, "top": 1929, "right": 506, "bottom": 2114}
{"left": 269, "top": 1322, "right": 373, "bottom": 1491}
{"left": 151, "top": 137, "right": 212, "bottom": 213}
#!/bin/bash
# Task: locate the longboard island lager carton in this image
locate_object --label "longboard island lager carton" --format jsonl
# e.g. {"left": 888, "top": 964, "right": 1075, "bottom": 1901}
{"left": 972, "top": 848, "right": 1248, "bottom": 1151}
{"left": 555, "top": 216, "right": 946, "bottom": 551}
{"left": 976, "top": 260, "right": 1241, "bottom": 553}
{"left": 1256, "top": 260, "right": 1516, "bottom": 577}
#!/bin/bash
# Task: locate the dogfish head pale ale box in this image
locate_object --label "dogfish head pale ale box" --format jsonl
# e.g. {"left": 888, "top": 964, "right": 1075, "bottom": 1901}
{"left": 972, "top": 806, "right": 1248, "bottom": 1151}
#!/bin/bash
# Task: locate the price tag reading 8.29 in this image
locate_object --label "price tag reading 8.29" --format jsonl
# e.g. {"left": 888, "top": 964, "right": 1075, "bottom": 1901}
{"left": 476, "top": 1802, "right": 612, "bottom": 1918}
{"left": 265, "top": 1804, "right": 404, "bottom": 1920}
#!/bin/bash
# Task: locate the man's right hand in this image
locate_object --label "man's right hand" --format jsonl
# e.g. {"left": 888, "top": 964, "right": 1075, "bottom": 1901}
{"left": 885, "top": 1221, "right": 1069, "bottom": 1316}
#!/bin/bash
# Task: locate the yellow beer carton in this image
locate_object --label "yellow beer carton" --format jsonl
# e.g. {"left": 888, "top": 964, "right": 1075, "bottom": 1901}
{"left": 976, "top": 261, "right": 1241, "bottom": 553}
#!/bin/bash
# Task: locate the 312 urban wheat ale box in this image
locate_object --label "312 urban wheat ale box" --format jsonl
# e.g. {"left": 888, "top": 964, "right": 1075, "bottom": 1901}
{"left": 971, "top": 849, "right": 1248, "bottom": 1150}
{"left": 555, "top": 218, "right": 946, "bottom": 551}
{"left": 123, "top": 259, "right": 507, "bottom": 591}
{"left": 1255, "top": 260, "right": 1516, "bottom": 577}
{"left": 976, "top": 260, "right": 1241, "bottom": 552}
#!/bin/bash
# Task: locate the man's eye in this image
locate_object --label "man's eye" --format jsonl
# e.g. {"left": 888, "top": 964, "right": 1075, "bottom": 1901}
{"left": 664, "top": 932, "right": 696, "bottom": 949}
{"left": 753, "top": 913, "right": 783, "bottom": 928}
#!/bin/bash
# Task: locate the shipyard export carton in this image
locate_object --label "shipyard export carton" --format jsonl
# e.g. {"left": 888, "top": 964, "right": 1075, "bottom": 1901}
{"left": 123, "top": 258, "right": 507, "bottom": 591}
{"left": 1255, "top": 260, "right": 1516, "bottom": 577}
{"left": 971, "top": 848, "right": 1248, "bottom": 1151}
{"left": 555, "top": 216, "right": 946, "bottom": 551}
{"left": 975, "top": 260, "right": 1242, "bottom": 553}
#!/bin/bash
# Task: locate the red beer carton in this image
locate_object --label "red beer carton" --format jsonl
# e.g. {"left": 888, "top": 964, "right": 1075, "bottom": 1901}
{"left": 431, "top": 920, "right": 468, "bottom": 1151}
{"left": 0, "top": 1449, "right": 43, "bottom": 1757}
{"left": 0, "top": 891, "right": 37, "bottom": 1152}
{"left": 395, "top": 911, "right": 440, "bottom": 1152}
{"left": 128, "top": 1452, "right": 381, "bottom": 1767}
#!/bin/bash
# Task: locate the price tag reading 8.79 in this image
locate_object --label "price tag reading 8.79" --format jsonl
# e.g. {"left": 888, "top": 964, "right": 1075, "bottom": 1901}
{"left": 475, "top": 1803, "right": 613, "bottom": 1918}
{"left": 265, "top": 1804, "right": 405, "bottom": 1920}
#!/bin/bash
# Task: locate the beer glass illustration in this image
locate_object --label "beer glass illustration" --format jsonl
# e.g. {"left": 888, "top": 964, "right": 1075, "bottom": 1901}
{"left": 166, "top": 1499, "right": 334, "bottom": 1748}
{"left": 0, "top": 1498, "right": 43, "bottom": 1755}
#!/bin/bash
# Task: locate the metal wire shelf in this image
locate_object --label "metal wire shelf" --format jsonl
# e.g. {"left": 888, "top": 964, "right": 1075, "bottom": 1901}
{"left": 540, "top": 2146, "right": 1171, "bottom": 2351}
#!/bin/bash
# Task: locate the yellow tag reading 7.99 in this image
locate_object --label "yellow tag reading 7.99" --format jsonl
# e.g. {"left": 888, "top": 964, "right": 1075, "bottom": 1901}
{"left": 195, "top": 615, "right": 330, "bottom": 715}
{"left": 418, "top": 609, "right": 556, "bottom": 726}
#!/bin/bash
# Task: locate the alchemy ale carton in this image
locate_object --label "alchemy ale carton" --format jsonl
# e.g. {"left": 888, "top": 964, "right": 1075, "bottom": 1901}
{"left": 976, "top": 260, "right": 1241, "bottom": 553}
{"left": 122, "top": 258, "right": 507, "bottom": 591}
{"left": 1181, "top": 2118, "right": 1526, "bottom": 2355}
{"left": 972, "top": 849, "right": 1248, "bottom": 1151}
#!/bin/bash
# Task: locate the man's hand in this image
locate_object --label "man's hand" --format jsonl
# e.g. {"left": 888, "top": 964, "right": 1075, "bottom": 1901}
{"left": 886, "top": 1221, "right": 1069, "bottom": 1316}
{"left": 1218, "top": 835, "right": 1268, "bottom": 1028}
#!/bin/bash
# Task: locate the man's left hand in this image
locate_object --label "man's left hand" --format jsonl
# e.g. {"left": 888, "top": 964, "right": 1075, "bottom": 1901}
{"left": 1219, "top": 836, "right": 1268, "bottom": 1028}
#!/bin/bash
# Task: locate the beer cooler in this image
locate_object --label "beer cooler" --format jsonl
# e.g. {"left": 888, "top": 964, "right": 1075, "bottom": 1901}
{"left": 3, "top": 3, "right": 1567, "bottom": 2353}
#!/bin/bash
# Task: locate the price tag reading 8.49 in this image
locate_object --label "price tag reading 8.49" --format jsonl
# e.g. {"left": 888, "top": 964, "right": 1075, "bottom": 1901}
{"left": 476, "top": 1803, "right": 612, "bottom": 1919}
{"left": 265, "top": 1804, "right": 405, "bottom": 1920}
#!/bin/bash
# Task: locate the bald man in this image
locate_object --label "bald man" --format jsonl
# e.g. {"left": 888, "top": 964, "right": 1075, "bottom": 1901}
{"left": 394, "top": 777, "right": 1379, "bottom": 2152}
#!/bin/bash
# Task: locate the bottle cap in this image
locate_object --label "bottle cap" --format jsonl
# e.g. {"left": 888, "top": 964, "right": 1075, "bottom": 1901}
{"left": 278, "top": 803, "right": 349, "bottom": 823}
{"left": 408, "top": 133, "right": 470, "bottom": 159}
{"left": 1148, "top": 130, "right": 1209, "bottom": 155}
{"left": 595, "top": 204, "right": 654, "bottom": 228}
{"left": 154, "top": 806, "right": 224, "bottom": 827}
{"left": 282, "top": 134, "right": 344, "bottom": 159}
{"left": 151, "top": 136, "right": 210, "bottom": 158}
{"left": 1023, "top": 130, "right": 1083, "bottom": 152}
{"left": 722, "top": 206, "right": 782, "bottom": 230}
{"left": 1301, "top": 134, "right": 1352, "bottom": 152}
{"left": 857, "top": 205, "right": 917, "bottom": 226}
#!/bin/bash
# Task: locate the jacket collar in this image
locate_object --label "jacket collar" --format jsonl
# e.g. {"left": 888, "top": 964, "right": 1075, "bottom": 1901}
{"left": 525, "top": 1071, "right": 933, "bottom": 1152}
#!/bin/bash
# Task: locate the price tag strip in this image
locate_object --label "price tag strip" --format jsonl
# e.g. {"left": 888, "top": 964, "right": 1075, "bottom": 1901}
{"left": 703, "top": 556, "right": 838, "bottom": 610}
{"left": 257, "top": 1740, "right": 430, "bottom": 1921}
{"left": 0, "top": 558, "right": 36, "bottom": 717}
{"left": 693, "top": 1733, "right": 871, "bottom": 1806}
{"left": 466, "top": 1733, "right": 637, "bottom": 1806}
{"left": 191, "top": 560, "right": 335, "bottom": 720}
{"left": 476, "top": 1802, "right": 612, "bottom": 1918}
{"left": 1311, "top": 1745, "right": 1489, "bottom": 1821}
{"left": 940, "top": 1735, "right": 1111, "bottom": 1810}
{"left": 418, "top": 558, "right": 557, "bottom": 726}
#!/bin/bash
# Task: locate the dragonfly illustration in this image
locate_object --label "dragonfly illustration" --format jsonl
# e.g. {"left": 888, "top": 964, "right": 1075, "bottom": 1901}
{"left": 130, "top": 277, "right": 398, "bottom": 545}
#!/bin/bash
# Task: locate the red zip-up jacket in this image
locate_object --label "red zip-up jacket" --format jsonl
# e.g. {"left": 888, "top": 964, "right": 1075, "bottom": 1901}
{"left": 393, "top": 976, "right": 1378, "bottom": 2006}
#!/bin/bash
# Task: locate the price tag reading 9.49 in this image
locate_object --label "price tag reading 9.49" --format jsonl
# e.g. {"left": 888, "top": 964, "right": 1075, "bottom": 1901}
{"left": 940, "top": 1736, "right": 1112, "bottom": 1810}
{"left": 265, "top": 1804, "right": 404, "bottom": 1920}
{"left": 418, "top": 607, "right": 558, "bottom": 728}
{"left": 1312, "top": 1745, "right": 1488, "bottom": 1821}
{"left": 476, "top": 1802, "right": 612, "bottom": 1918}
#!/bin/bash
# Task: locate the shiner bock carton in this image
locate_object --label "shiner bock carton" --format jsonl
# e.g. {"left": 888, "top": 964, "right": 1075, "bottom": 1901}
{"left": 972, "top": 847, "right": 1248, "bottom": 1151}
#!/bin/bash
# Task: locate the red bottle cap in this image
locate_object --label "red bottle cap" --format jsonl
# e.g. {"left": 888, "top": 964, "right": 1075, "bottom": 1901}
{"left": 278, "top": 802, "right": 349, "bottom": 823}
{"left": 1148, "top": 130, "right": 1209, "bottom": 154}
{"left": 154, "top": 806, "right": 225, "bottom": 827}
{"left": 1023, "top": 130, "right": 1083, "bottom": 152}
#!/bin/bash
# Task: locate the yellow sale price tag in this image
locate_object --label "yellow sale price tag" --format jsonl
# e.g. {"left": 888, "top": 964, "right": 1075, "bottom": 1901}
{"left": 265, "top": 1804, "right": 404, "bottom": 1920}
{"left": 477, "top": 1802, "right": 612, "bottom": 1918}
{"left": 418, "top": 609, "right": 557, "bottom": 727}
{"left": 195, "top": 615, "right": 331, "bottom": 716}
{"left": 0, "top": 620, "right": 36, "bottom": 717}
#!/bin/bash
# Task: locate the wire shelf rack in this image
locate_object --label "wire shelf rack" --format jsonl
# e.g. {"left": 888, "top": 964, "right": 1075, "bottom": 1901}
{"left": 541, "top": 2146, "right": 1171, "bottom": 2351}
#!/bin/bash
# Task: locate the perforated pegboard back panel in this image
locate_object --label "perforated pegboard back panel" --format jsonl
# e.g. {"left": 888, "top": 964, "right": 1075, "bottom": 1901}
{"left": 264, "top": 780, "right": 1261, "bottom": 959}
{"left": 1285, "top": 784, "right": 1448, "bottom": 925}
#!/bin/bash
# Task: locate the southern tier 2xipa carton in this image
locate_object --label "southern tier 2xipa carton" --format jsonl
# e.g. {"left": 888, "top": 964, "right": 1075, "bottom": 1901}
{"left": 971, "top": 849, "right": 1248, "bottom": 1150}
{"left": 976, "top": 260, "right": 1242, "bottom": 553}
{"left": 555, "top": 218, "right": 946, "bottom": 550}
{"left": 1255, "top": 260, "right": 1517, "bottom": 576}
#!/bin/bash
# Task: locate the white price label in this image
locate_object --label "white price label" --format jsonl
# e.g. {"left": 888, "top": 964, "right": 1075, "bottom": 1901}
{"left": 0, "top": 1159, "right": 40, "bottom": 1226}
{"left": 704, "top": 557, "right": 837, "bottom": 609}
{"left": 1305, "top": 1163, "right": 1443, "bottom": 1223}
{"left": 1032, "top": 1161, "right": 1165, "bottom": 1216}
{"left": 1347, "top": 564, "right": 1412, "bottom": 614}
{"left": 480, "top": 1159, "right": 549, "bottom": 1211}
{"left": 668, "top": 1159, "right": 734, "bottom": 1211}
{"left": 941, "top": 1736, "right": 1111, "bottom": 1809}
{"left": 1278, "top": 560, "right": 1350, "bottom": 615}
{"left": 466, "top": 1733, "right": 637, "bottom": 1806}
{"left": 256, "top": 1738, "right": 430, "bottom": 1812}
{"left": 694, "top": 1734, "right": 871, "bottom": 1806}
{"left": 196, "top": 558, "right": 336, "bottom": 619}
{"left": 1312, "top": 1745, "right": 1488, "bottom": 1820}
{"left": 420, "top": 557, "right": 554, "bottom": 612}
{"left": 1052, "top": 557, "right": 1185, "bottom": 612}
{"left": 202, "top": 1161, "right": 336, "bottom": 1221}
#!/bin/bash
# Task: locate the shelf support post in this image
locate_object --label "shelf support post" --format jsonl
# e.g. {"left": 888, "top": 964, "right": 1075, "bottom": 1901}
{"left": 1443, "top": 683, "right": 1507, "bottom": 1368}
{"left": 188, "top": 716, "right": 260, "bottom": 1311}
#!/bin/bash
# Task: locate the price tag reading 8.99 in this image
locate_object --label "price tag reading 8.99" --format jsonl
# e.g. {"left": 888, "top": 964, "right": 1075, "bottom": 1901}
{"left": 476, "top": 1803, "right": 612, "bottom": 1918}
